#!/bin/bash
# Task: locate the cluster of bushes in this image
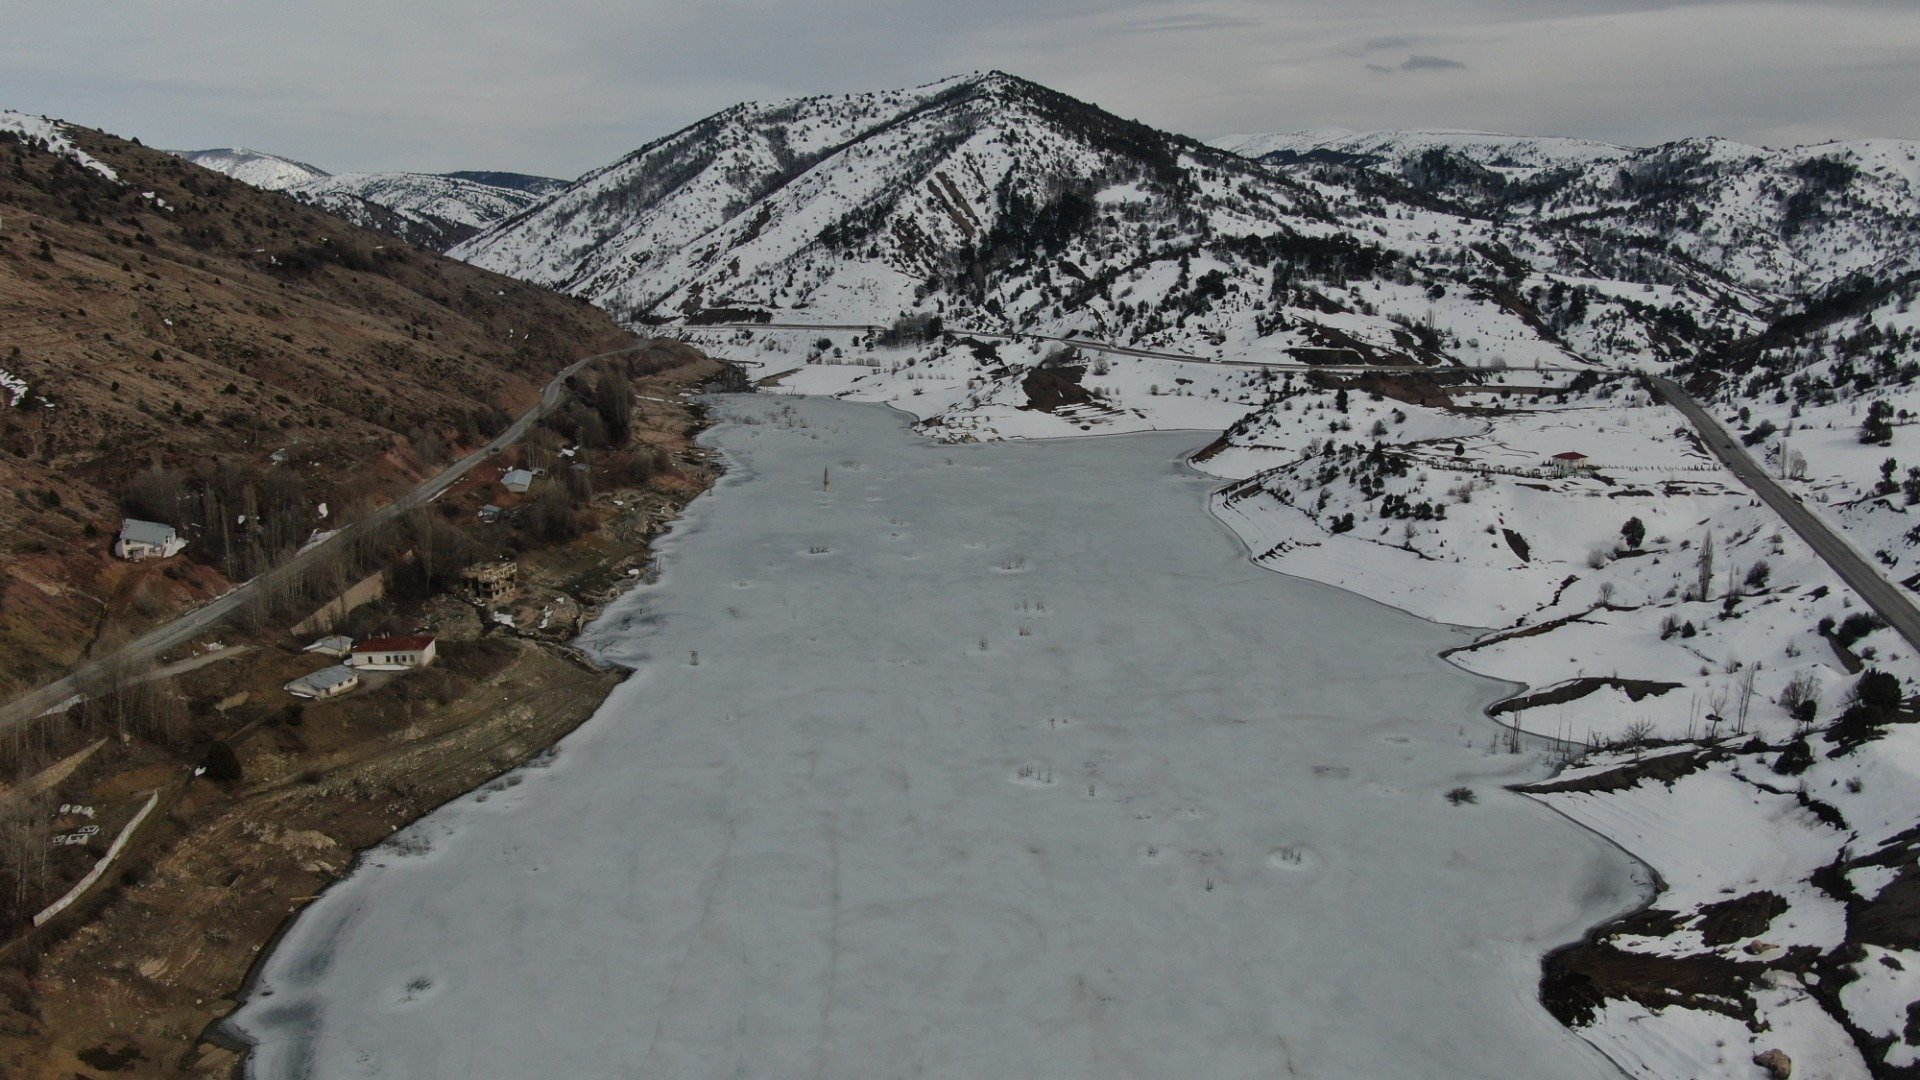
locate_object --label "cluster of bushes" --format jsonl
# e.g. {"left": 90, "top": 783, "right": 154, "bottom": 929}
{"left": 124, "top": 458, "right": 313, "bottom": 581}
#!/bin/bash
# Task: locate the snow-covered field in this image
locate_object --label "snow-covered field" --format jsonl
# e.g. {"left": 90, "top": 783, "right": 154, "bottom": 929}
{"left": 227, "top": 396, "right": 1644, "bottom": 1078}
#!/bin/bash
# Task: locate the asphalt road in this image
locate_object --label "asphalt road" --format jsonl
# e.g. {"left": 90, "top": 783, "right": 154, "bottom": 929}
{"left": 1650, "top": 375, "right": 1920, "bottom": 655}
{"left": 0, "top": 343, "right": 646, "bottom": 731}
{"left": 675, "top": 320, "right": 1593, "bottom": 375}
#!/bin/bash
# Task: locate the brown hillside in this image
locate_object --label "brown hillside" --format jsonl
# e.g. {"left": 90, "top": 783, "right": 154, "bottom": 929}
{"left": 0, "top": 120, "right": 634, "bottom": 698}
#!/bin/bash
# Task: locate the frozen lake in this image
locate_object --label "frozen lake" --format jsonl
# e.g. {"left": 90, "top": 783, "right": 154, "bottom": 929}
{"left": 231, "top": 395, "right": 1642, "bottom": 1078}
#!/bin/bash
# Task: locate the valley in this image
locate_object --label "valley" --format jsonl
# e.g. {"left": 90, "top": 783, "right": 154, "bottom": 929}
{"left": 5, "top": 66, "right": 1920, "bottom": 1078}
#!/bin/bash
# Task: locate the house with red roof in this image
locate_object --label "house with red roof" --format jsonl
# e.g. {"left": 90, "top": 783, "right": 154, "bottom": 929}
{"left": 348, "top": 634, "right": 438, "bottom": 670}
{"left": 1549, "top": 451, "right": 1593, "bottom": 477}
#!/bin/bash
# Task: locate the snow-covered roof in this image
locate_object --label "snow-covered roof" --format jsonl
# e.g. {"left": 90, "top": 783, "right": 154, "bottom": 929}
{"left": 118, "top": 518, "right": 178, "bottom": 545}
{"left": 286, "top": 665, "right": 358, "bottom": 693}
{"left": 304, "top": 635, "right": 354, "bottom": 655}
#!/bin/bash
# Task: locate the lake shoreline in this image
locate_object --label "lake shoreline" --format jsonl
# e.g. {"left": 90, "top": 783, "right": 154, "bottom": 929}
{"left": 226, "top": 394, "right": 1645, "bottom": 1079}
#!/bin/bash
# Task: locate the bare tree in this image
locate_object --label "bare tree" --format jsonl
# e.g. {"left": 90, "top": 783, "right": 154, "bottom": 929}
{"left": 1695, "top": 530, "right": 1716, "bottom": 601}
{"left": 1735, "top": 661, "right": 1760, "bottom": 734}
{"left": 1778, "top": 671, "right": 1820, "bottom": 730}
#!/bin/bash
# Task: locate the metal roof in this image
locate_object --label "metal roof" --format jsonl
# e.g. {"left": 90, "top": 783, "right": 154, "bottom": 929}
{"left": 119, "top": 518, "right": 178, "bottom": 545}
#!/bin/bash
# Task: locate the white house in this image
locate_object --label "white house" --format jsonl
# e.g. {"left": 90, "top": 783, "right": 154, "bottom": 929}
{"left": 348, "top": 635, "right": 438, "bottom": 670}
{"left": 284, "top": 664, "right": 360, "bottom": 699}
{"left": 501, "top": 468, "right": 534, "bottom": 494}
{"left": 114, "top": 519, "right": 187, "bottom": 561}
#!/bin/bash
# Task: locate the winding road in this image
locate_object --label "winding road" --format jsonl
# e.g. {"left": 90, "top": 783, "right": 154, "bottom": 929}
{"left": 0, "top": 343, "right": 647, "bottom": 731}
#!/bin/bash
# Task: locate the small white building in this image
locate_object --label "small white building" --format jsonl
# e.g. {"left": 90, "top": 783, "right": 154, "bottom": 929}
{"left": 114, "top": 519, "right": 187, "bottom": 561}
{"left": 348, "top": 635, "right": 438, "bottom": 670}
{"left": 501, "top": 468, "right": 534, "bottom": 494}
{"left": 284, "top": 664, "right": 360, "bottom": 699}
{"left": 303, "top": 635, "right": 354, "bottom": 659}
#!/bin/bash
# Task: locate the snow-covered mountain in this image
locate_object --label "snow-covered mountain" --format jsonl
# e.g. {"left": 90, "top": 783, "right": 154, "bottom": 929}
{"left": 173, "top": 148, "right": 562, "bottom": 250}
{"left": 453, "top": 71, "right": 1918, "bottom": 401}
{"left": 455, "top": 72, "right": 1649, "bottom": 372}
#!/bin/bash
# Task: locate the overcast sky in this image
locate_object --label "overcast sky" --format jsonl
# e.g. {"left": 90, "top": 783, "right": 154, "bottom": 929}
{"left": 7, "top": 0, "right": 1918, "bottom": 177}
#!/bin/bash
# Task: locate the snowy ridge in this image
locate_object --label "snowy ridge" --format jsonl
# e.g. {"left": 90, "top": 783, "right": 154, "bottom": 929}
{"left": 1246, "top": 127, "right": 1920, "bottom": 299}
{"left": 1214, "top": 127, "right": 1632, "bottom": 174}
{"left": 173, "top": 146, "right": 328, "bottom": 188}
{"left": 174, "top": 147, "right": 550, "bottom": 250}
{"left": 1, "top": 111, "right": 117, "bottom": 180}
{"left": 289, "top": 172, "right": 544, "bottom": 231}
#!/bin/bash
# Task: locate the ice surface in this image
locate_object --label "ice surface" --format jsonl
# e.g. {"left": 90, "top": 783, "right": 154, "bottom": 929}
{"left": 228, "top": 396, "right": 1642, "bottom": 1078}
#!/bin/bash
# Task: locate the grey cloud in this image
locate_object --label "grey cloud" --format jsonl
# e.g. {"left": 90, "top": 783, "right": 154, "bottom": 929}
{"left": 1106, "top": 12, "right": 1261, "bottom": 33}
{"left": 0, "top": 0, "right": 1913, "bottom": 174}
{"left": 1367, "top": 54, "right": 1470, "bottom": 74}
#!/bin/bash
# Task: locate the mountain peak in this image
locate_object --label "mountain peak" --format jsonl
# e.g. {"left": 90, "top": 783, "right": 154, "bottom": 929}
{"left": 173, "top": 147, "right": 331, "bottom": 188}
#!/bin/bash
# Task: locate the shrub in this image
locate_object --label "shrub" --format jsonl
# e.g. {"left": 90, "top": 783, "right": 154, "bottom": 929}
{"left": 1771, "top": 737, "right": 1813, "bottom": 775}
{"left": 1834, "top": 612, "right": 1885, "bottom": 647}
{"left": 203, "top": 741, "right": 244, "bottom": 784}
{"left": 1620, "top": 517, "right": 1646, "bottom": 550}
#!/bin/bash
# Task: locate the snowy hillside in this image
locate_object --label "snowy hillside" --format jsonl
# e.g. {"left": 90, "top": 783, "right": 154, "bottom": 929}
{"left": 1, "top": 110, "right": 118, "bottom": 180}
{"left": 174, "top": 147, "right": 551, "bottom": 250}
{"left": 1232, "top": 127, "right": 1920, "bottom": 302}
{"left": 283, "top": 171, "right": 547, "bottom": 249}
